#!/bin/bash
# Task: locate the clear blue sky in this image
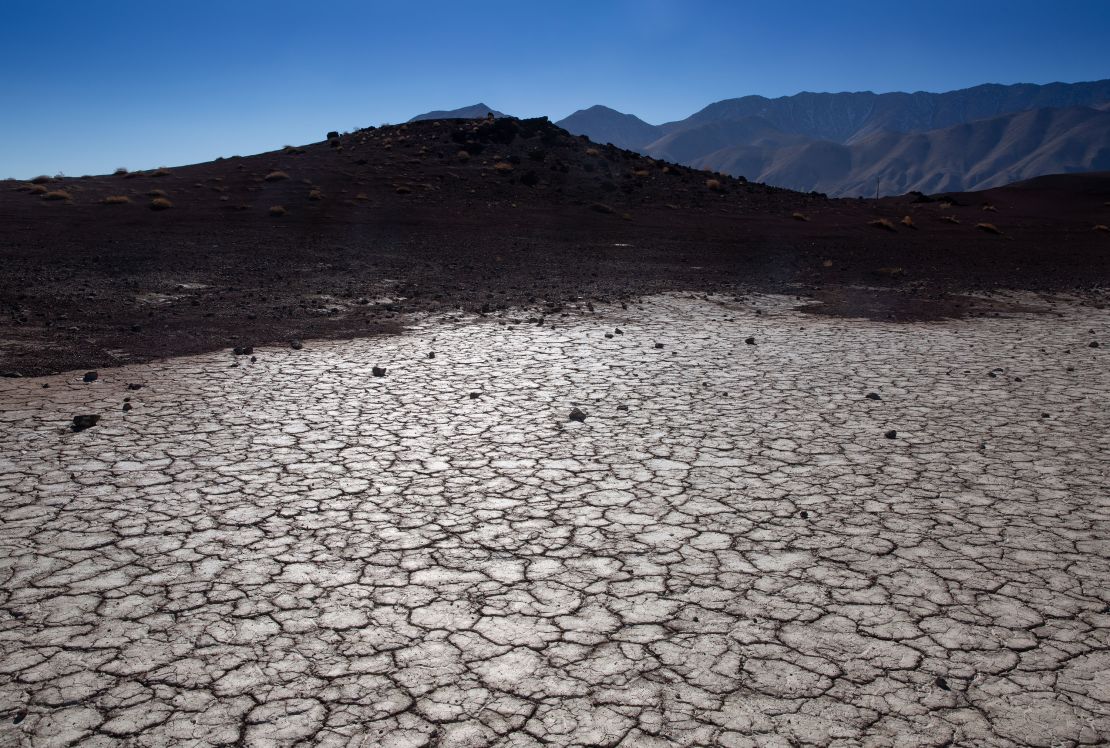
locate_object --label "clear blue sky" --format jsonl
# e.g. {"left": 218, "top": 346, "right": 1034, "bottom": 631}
{"left": 2, "top": 0, "right": 1108, "bottom": 179}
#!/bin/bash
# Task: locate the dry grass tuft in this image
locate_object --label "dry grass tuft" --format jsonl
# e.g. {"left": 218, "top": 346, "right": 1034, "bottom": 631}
{"left": 585, "top": 148, "right": 600, "bottom": 157}
{"left": 27, "top": 184, "right": 48, "bottom": 194}
{"left": 30, "top": 175, "right": 52, "bottom": 184}
{"left": 792, "top": 212, "right": 809, "bottom": 221}
{"left": 1094, "top": 224, "right": 1109, "bottom": 233}
{"left": 633, "top": 169, "right": 650, "bottom": 177}
{"left": 42, "top": 190, "right": 71, "bottom": 201}
{"left": 456, "top": 150, "right": 471, "bottom": 162}
{"left": 976, "top": 222, "right": 1003, "bottom": 235}
{"left": 941, "top": 215, "right": 960, "bottom": 224}
{"left": 269, "top": 205, "right": 286, "bottom": 216}
{"left": 981, "top": 203, "right": 997, "bottom": 212}
{"left": 354, "top": 192, "right": 369, "bottom": 201}
{"left": 151, "top": 168, "right": 171, "bottom": 177}
{"left": 706, "top": 178, "right": 722, "bottom": 191}
{"left": 308, "top": 189, "right": 323, "bottom": 201}
{"left": 102, "top": 195, "right": 130, "bottom": 204}
{"left": 114, "top": 167, "right": 128, "bottom": 176}
{"left": 493, "top": 161, "right": 514, "bottom": 172}
{"left": 264, "top": 171, "right": 290, "bottom": 182}
{"left": 395, "top": 185, "right": 412, "bottom": 194}
{"left": 869, "top": 218, "right": 897, "bottom": 232}
{"left": 876, "top": 267, "right": 905, "bottom": 276}
{"left": 147, "top": 189, "right": 167, "bottom": 197}
{"left": 149, "top": 197, "right": 173, "bottom": 210}
{"left": 589, "top": 202, "right": 615, "bottom": 214}
{"left": 900, "top": 215, "right": 917, "bottom": 229}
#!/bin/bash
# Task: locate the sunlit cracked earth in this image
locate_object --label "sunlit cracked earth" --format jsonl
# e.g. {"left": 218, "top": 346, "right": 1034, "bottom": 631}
{"left": 2, "top": 292, "right": 1109, "bottom": 747}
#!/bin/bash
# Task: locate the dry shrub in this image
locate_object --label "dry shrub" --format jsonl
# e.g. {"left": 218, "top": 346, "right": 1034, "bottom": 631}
{"left": 981, "top": 203, "right": 997, "bottom": 212}
{"left": 114, "top": 167, "right": 128, "bottom": 176}
{"left": 493, "top": 162, "right": 513, "bottom": 172}
{"left": 976, "top": 222, "right": 1003, "bottom": 235}
{"left": 706, "top": 178, "right": 722, "bottom": 191}
{"left": 269, "top": 205, "right": 286, "bottom": 216}
{"left": 151, "top": 168, "right": 170, "bottom": 177}
{"left": 354, "top": 192, "right": 369, "bottom": 201}
{"left": 456, "top": 150, "right": 471, "bottom": 162}
{"left": 941, "top": 215, "right": 960, "bottom": 224}
{"left": 792, "top": 212, "right": 809, "bottom": 221}
{"left": 589, "top": 202, "right": 615, "bottom": 214}
{"left": 265, "top": 171, "right": 290, "bottom": 182}
{"left": 42, "top": 190, "right": 71, "bottom": 201}
{"left": 1093, "top": 224, "right": 1109, "bottom": 233}
{"left": 28, "top": 184, "right": 48, "bottom": 194}
{"left": 585, "top": 148, "right": 600, "bottom": 157}
{"left": 308, "top": 189, "right": 323, "bottom": 201}
{"left": 395, "top": 185, "right": 412, "bottom": 194}
{"left": 869, "top": 218, "right": 897, "bottom": 232}
{"left": 149, "top": 197, "right": 173, "bottom": 210}
{"left": 901, "top": 215, "right": 917, "bottom": 229}
{"left": 148, "top": 189, "right": 167, "bottom": 197}
{"left": 633, "top": 169, "right": 650, "bottom": 177}
{"left": 876, "top": 267, "right": 905, "bottom": 276}
{"left": 102, "top": 195, "right": 130, "bottom": 204}
{"left": 30, "top": 175, "right": 51, "bottom": 184}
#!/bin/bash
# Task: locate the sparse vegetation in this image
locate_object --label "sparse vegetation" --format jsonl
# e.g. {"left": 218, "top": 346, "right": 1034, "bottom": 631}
{"left": 27, "top": 184, "right": 48, "bottom": 195}
{"left": 589, "top": 202, "right": 615, "bottom": 214}
{"left": 981, "top": 203, "right": 997, "bottom": 212}
{"left": 395, "top": 185, "right": 412, "bottom": 194}
{"left": 456, "top": 150, "right": 471, "bottom": 162}
{"left": 114, "top": 167, "right": 128, "bottom": 176}
{"left": 42, "top": 190, "right": 71, "bottom": 201}
{"left": 706, "top": 179, "right": 722, "bottom": 191}
{"left": 901, "top": 215, "right": 917, "bottom": 229}
{"left": 493, "top": 161, "right": 513, "bottom": 172}
{"left": 585, "top": 148, "right": 600, "bottom": 157}
{"left": 792, "top": 212, "right": 809, "bottom": 221}
{"left": 148, "top": 189, "right": 167, "bottom": 197}
{"left": 1093, "top": 224, "right": 1109, "bottom": 233}
{"left": 150, "top": 197, "right": 173, "bottom": 210}
{"left": 976, "top": 222, "right": 1003, "bottom": 235}
{"left": 151, "top": 168, "right": 171, "bottom": 177}
{"left": 941, "top": 215, "right": 960, "bottom": 224}
{"left": 308, "top": 189, "right": 323, "bottom": 201}
{"left": 869, "top": 218, "right": 897, "bottom": 232}
{"left": 354, "top": 193, "right": 369, "bottom": 201}
{"left": 269, "top": 205, "right": 286, "bottom": 216}
{"left": 102, "top": 195, "right": 131, "bottom": 204}
{"left": 265, "top": 171, "right": 290, "bottom": 182}
{"left": 633, "top": 169, "right": 650, "bottom": 177}
{"left": 30, "top": 175, "right": 51, "bottom": 184}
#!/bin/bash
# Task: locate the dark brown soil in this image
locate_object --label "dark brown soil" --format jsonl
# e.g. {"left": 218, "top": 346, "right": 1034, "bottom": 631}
{"left": 2, "top": 118, "right": 1109, "bottom": 376}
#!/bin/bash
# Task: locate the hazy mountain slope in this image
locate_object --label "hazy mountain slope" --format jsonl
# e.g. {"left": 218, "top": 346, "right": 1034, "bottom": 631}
{"left": 409, "top": 103, "right": 506, "bottom": 121}
{"left": 557, "top": 105, "right": 662, "bottom": 150}
{"left": 689, "top": 106, "right": 1110, "bottom": 196}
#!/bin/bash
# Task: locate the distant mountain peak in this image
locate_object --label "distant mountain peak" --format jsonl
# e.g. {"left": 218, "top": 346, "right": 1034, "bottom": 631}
{"left": 409, "top": 103, "right": 506, "bottom": 122}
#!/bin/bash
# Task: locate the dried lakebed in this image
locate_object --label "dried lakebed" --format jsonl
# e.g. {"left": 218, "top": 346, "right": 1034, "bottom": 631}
{"left": 1, "top": 292, "right": 1108, "bottom": 747}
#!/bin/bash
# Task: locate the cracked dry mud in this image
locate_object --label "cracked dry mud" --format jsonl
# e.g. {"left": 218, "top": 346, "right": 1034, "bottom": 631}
{"left": 1, "top": 293, "right": 1109, "bottom": 747}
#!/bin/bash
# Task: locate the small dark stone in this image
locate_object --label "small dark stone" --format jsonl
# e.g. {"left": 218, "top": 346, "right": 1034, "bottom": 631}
{"left": 1090, "top": 341, "right": 1100, "bottom": 348}
{"left": 290, "top": 339, "right": 303, "bottom": 350}
{"left": 469, "top": 392, "right": 481, "bottom": 399}
{"left": 616, "top": 404, "right": 629, "bottom": 411}
{"left": 82, "top": 371, "right": 98, "bottom": 383}
{"left": 745, "top": 337, "right": 756, "bottom": 345}
{"left": 326, "top": 130, "right": 339, "bottom": 140}
{"left": 1, "top": 372, "right": 21, "bottom": 378}
{"left": 372, "top": 366, "right": 387, "bottom": 377}
{"left": 72, "top": 414, "right": 100, "bottom": 431}
{"left": 428, "top": 352, "right": 435, "bottom": 359}
{"left": 884, "top": 430, "right": 897, "bottom": 439}
{"left": 1014, "top": 376, "right": 1022, "bottom": 382}
{"left": 800, "top": 510, "right": 809, "bottom": 519}
{"left": 569, "top": 407, "right": 588, "bottom": 422}
{"left": 605, "top": 333, "right": 613, "bottom": 339}
{"left": 127, "top": 383, "right": 143, "bottom": 390}
{"left": 1067, "top": 366, "right": 1075, "bottom": 372}
{"left": 1041, "top": 413, "right": 1050, "bottom": 418}
{"left": 130, "top": 324, "right": 142, "bottom": 333}
{"left": 122, "top": 403, "right": 132, "bottom": 412}
{"left": 654, "top": 343, "right": 664, "bottom": 349}
{"left": 866, "top": 392, "right": 882, "bottom": 400}
{"left": 233, "top": 346, "right": 253, "bottom": 356}
{"left": 615, "top": 328, "right": 623, "bottom": 335}
{"left": 250, "top": 356, "right": 257, "bottom": 363}
{"left": 41, "top": 383, "right": 49, "bottom": 388}
{"left": 935, "top": 677, "right": 951, "bottom": 691}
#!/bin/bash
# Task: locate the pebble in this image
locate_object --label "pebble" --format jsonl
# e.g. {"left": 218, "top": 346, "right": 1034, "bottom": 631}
{"left": 885, "top": 430, "right": 898, "bottom": 439}
{"left": 291, "top": 339, "right": 304, "bottom": 350}
{"left": 866, "top": 392, "right": 882, "bottom": 400}
{"left": 569, "top": 407, "right": 588, "bottom": 422}
{"left": 745, "top": 337, "right": 756, "bottom": 345}
{"left": 72, "top": 414, "right": 100, "bottom": 431}
{"left": 82, "top": 371, "right": 98, "bottom": 383}
{"left": 372, "top": 366, "right": 387, "bottom": 377}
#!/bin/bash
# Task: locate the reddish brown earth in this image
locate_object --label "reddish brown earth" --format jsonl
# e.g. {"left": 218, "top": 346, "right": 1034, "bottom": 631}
{"left": 2, "top": 117, "right": 1109, "bottom": 376}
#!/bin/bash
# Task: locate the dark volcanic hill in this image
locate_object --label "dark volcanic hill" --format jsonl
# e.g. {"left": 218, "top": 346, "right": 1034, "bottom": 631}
{"left": 2, "top": 115, "right": 1109, "bottom": 376}
{"left": 410, "top": 103, "right": 506, "bottom": 122}
{"left": 556, "top": 80, "right": 1110, "bottom": 195}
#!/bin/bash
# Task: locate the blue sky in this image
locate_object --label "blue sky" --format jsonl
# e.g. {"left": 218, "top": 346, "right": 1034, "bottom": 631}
{"left": 2, "top": 0, "right": 1108, "bottom": 178}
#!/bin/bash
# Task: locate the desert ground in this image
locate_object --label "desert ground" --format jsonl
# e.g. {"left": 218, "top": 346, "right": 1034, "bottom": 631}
{"left": 2, "top": 291, "right": 1109, "bottom": 746}
{"left": 2, "top": 118, "right": 1110, "bottom": 746}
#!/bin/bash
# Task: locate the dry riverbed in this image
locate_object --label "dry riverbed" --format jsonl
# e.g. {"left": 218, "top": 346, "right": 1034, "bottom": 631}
{"left": 1, "top": 292, "right": 1108, "bottom": 746}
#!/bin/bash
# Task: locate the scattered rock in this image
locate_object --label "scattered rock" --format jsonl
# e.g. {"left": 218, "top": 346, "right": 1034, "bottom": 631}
{"left": 233, "top": 346, "right": 253, "bottom": 356}
{"left": 615, "top": 328, "right": 623, "bottom": 335}
{"left": 469, "top": 392, "right": 481, "bottom": 399}
{"left": 1, "top": 371, "right": 21, "bottom": 378}
{"left": 654, "top": 343, "right": 664, "bottom": 349}
{"left": 1090, "top": 341, "right": 1100, "bottom": 348}
{"left": 72, "top": 414, "right": 100, "bottom": 431}
{"left": 884, "top": 430, "right": 897, "bottom": 439}
{"left": 372, "top": 366, "right": 387, "bottom": 377}
{"left": 127, "top": 383, "right": 143, "bottom": 390}
{"left": 935, "top": 677, "right": 951, "bottom": 691}
{"left": 604, "top": 333, "right": 613, "bottom": 338}
{"left": 290, "top": 339, "right": 303, "bottom": 350}
{"left": 569, "top": 407, "right": 588, "bottom": 422}
{"left": 130, "top": 324, "right": 142, "bottom": 333}
{"left": 616, "top": 404, "right": 629, "bottom": 411}
{"left": 745, "top": 337, "right": 756, "bottom": 345}
{"left": 866, "top": 392, "right": 882, "bottom": 400}
{"left": 428, "top": 352, "right": 435, "bottom": 359}
{"left": 799, "top": 510, "right": 809, "bottom": 519}
{"left": 82, "top": 371, "right": 98, "bottom": 383}
{"left": 122, "top": 403, "right": 132, "bottom": 412}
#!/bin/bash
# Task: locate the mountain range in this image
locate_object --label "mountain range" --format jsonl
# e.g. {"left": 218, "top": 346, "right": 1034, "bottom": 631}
{"left": 413, "top": 81, "right": 1110, "bottom": 196}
